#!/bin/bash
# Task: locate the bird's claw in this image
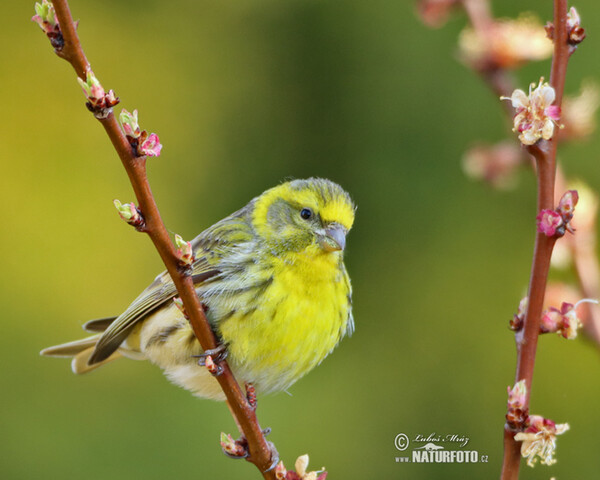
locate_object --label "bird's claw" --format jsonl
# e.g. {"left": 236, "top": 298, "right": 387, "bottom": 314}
{"left": 263, "top": 441, "right": 280, "bottom": 473}
{"left": 194, "top": 343, "right": 228, "bottom": 364}
{"left": 193, "top": 343, "right": 228, "bottom": 375}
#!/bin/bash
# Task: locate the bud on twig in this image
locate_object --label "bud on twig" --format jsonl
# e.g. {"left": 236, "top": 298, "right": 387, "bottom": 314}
{"left": 172, "top": 297, "right": 188, "bottom": 319}
{"left": 536, "top": 190, "right": 579, "bottom": 237}
{"left": 113, "top": 199, "right": 144, "bottom": 229}
{"left": 77, "top": 69, "right": 119, "bottom": 119}
{"left": 32, "top": 0, "right": 63, "bottom": 50}
{"left": 506, "top": 380, "right": 529, "bottom": 430}
{"left": 119, "top": 109, "right": 141, "bottom": 139}
{"left": 220, "top": 432, "right": 248, "bottom": 458}
{"left": 509, "top": 297, "right": 528, "bottom": 332}
{"left": 174, "top": 234, "right": 194, "bottom": 267}
{"left": 139, "top": 132, "right": 163, "bottom": 157}
{"left": 119, "top": 109, "right": 163, "bottom": 158}
{"left": 204, "top": 355, "right": 223, "bottom": 376}
{"left": 546, "top": 7, "right": 585, "bottom": 47}
{"left": 275, "top": 461, "right": 287, "bottom": 480}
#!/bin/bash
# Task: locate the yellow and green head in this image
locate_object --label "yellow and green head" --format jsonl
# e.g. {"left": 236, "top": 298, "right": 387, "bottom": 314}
{"left": 252, "top": 178, "right": 355, "bottom": 255}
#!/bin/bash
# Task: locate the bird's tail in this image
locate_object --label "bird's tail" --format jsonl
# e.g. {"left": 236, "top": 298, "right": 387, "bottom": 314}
{"left": 40, "top": 317, "right": 125, "bottom": 374}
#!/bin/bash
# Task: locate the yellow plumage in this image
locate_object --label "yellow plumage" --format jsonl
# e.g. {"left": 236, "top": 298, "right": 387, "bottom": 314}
{"left": 42, "top": 178, "right": 355, "bottom": 400}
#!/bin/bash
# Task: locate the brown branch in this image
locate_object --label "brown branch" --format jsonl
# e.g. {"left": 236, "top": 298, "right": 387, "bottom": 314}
{"left": 45, "top": 1, "right": 276, "bottom": 477}
{"left": 500, "top": 1, "right": 570, "bottom": 479}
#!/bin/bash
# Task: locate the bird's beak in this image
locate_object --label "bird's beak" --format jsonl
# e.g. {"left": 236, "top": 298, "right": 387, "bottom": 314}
{"left": 318, "top": 224, "right": 347, "bottom": 252}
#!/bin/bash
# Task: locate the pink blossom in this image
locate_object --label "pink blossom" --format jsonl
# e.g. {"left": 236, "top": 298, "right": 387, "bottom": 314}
{"left": 557, "top": 189, "right": 579, "bottom": 221}
{"left": 536, "top": 209, "right": 563, "bottom": 236}
{"left": 139, "top": 133, "right": 162, "bottom": 157}
{"left": 540, "top": 308, "right": 561, "bottom": 333}
{"left": 515, "top": 415, "right": 569, "bottom": 467}
{"left": 502, "top": 79, "right": 560, "bottom": 145}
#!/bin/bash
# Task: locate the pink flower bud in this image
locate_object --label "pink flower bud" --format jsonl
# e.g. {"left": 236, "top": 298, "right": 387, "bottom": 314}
{"left": 567, "top": 6, "right": 581, "bottom": 30}
{"left": 510, "top": 297, "right": 528, "bottom": 331}
{"left": 536, "top": 209, "right": 563, "bottom": 236}
{"left": 219, "top": 433, "right": 247, "bottom": 457}
{"left": 113, "top": 199, "right": 144, "bottom": 228}
{"left": 139, "top": 133, "right": 162, "bottom": 157}
{"left": 174, "top": 234, "right": 194, "bottom": 266}
{"left": 119, "top": 109, "right": 141, "bottom": 139}
{"left": 557, "top": 190, "right": 579, "bottom": 221}
{"left": 77, "top": 70, "right": 105, "bottom": 101}
{"left": 507, "top": 380, "right": 527, "bottom": 410}
{"left": 275, "top": 461, "right": 287, "bottom": 480}
{"left": 506, "top": 379, "right": 529, "bottom": 429}
{"left": 540, "top": 308, "right": 561, "bottom": 333}
{"left": 205, "top": 355, "right": 218, "bottom": 375}
{"left": 32, "top": 0, "right": 58, "bottom": 33}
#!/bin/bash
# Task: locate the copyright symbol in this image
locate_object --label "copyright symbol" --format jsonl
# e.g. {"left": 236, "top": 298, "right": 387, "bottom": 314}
{"left": 394, "top": 433, "right": 410, "bottom": 451}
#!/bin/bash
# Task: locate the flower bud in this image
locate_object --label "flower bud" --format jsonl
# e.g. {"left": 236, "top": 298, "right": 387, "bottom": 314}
{"left": 557, "top": 190, "right": 579, "bottom": 222}
{"left": 113, "top": 199, "right": 144, "bottom": 228}
{"left": 506, "top": 380, "right": 529, "bottom": 429}
{"left": 32, "top": 0, "right": 59, "bottom": 33}
{"left": 174, "top": 234, "right": 194, "bottom": 266}
{"left": 119, "top": 109, "right": 141, "bottom": 138}
{"left": 219, "top": 432, "right": 247, "bottom": 458}
{"left": 139, "top": 132, "right": 163, "bottom": 157}
{"left": 510, "top": 297, "right": 528, "bottom": 331}
{"left": 536, "top": 209, "right": 563, "bottom": 237}
{"left": 275, "top": 461, "right": 287, "bottom": 480}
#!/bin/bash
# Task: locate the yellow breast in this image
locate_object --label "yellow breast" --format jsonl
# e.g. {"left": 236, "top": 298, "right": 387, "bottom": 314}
{"left": 218, "top": 248, "right": 351, "bottom": 394}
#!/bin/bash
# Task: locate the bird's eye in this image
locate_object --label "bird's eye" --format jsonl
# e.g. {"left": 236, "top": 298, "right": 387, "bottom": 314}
{"left": 300, "top": 208, "right": 313, "bottom": 220}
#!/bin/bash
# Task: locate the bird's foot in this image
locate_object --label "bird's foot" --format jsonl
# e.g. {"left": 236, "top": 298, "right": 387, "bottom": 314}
{"left": 193, "top": 343, "right": 228, "bottom": 376}
{"left": 262, "top": 441, "right": 280, "bottom": 472}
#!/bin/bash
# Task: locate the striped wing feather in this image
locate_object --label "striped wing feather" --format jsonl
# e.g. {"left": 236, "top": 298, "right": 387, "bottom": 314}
{"left": 88, "top": 205, "right": 254, "bottom": 365}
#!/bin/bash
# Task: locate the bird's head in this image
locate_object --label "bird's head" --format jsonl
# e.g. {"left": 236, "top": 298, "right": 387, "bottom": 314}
{"left": 252, "top": 178, "right": 355, "bottom": 256}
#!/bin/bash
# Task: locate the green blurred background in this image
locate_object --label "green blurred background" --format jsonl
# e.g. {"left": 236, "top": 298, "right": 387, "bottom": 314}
{"left": 2, "top": 0, "right": 600, "bottom": 478}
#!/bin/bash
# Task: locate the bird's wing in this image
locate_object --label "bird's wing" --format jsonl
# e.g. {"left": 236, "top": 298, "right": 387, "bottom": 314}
{"left": 87, "top": 258, "right": 220, "bottom": 364}
{"left": 88, "top": 205, "right": 254, "bottom": 365}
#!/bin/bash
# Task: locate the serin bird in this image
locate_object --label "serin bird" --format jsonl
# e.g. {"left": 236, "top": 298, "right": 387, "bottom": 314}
{"left": 42, "top": 178, "right": 355, "bottom": 400}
